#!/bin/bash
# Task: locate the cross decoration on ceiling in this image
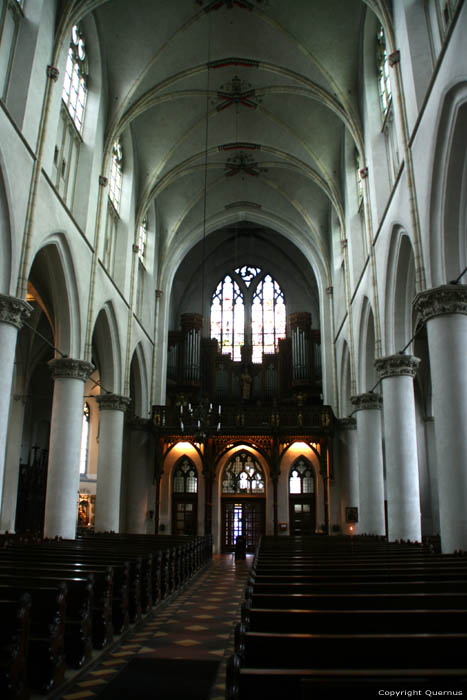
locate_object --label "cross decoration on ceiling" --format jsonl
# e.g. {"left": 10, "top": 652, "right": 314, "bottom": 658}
{"left": 214, "top": 75, "right": 260, "bottom": 112}
{"left": 225, "top": 151, "right": 268, "bottom": 178}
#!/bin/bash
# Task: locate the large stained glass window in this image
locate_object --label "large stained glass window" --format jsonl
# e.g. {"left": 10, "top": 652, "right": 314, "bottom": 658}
{"left": 210, "top": 267, "right": 285, "bottom": 363}
{"left": 222, "top": 452, "right": 265, "bottom": 494}
{"left": 289, "top": 458, "right": 315, "bottom": 494}
{"left": 211, "top": 275, "right": 244, "bottom": 361}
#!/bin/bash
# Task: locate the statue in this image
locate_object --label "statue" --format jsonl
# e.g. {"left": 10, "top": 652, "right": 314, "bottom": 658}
{"left": 240, "top": 368, "right": 252, "bottom": 400}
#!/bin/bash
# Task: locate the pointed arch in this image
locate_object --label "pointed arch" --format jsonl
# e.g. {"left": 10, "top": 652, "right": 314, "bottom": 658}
{"left": 429, "top": 81, "right": 467, "bottom": 286}
{"left": 129, "top": 342, "right": 149, "bottom": 417}
{"left": 91, "top": 302, "right": 122, "bottom": 394}
{"left": 357, "top": 296, "right": 377, "bottom": 393}
{"left": 384, "top": 227, "right": 417, "bottom": 354}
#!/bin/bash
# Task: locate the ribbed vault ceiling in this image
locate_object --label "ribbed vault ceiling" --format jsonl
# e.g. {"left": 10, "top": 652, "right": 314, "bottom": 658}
{"left": 64, "top": 0, "right": 389, "bottom": 288}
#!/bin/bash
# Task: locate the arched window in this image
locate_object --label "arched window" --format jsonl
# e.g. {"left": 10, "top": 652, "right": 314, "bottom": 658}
{"left": 289, "top": 458, "right": 315, "bottom": 494}
{"left": 79, "top": 402, "right": 90, "bottom": 474}
{"left": 62, "top": 24, "right": 88, "bottom": 132}
{"left": 376, "top": 24, "right": 392, "bottom": 118}
{"left": 173, "top": 458, "right": 198, "bottom": 493}
{"left": 222, "top": 452, "right": 265, "bottom": 494}
{"left": 109, "top": 139, "right": 123, "bottom": 213}
{"left": 103, "top": 139, "right": 123, "bottom": 272}
{"left": 211, "top": 266, "right": 285, "bottom": 363}
{"left": 172, "top": 457, "right": 198, "bottom": 535}
{"left": 53, "top": 24, "right": 88, "bottom": 208}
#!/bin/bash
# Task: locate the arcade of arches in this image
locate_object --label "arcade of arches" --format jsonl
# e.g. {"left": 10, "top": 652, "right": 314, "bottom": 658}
{"left": 0, "top": 0, "right": 467, "bottom": 554}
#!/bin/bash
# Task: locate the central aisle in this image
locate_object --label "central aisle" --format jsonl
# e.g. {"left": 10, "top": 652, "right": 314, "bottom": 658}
{"left": 57, "top": 554, "right": 252, "bottom": 700}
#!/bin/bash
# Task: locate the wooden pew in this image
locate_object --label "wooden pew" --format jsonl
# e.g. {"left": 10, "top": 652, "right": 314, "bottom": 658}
{"left": 0, "top": 582, "right": 67, "bottom": 694}
{"left": 0, "top": 595, "right": 31, "bottom": 700}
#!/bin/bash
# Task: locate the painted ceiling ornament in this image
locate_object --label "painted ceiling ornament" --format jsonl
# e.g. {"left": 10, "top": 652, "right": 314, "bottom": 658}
{"left": 196, "top": 0, "right": 262, "bottom": 12}
{"left": 225, "top": 151, "right": 268, "bottom": 178}
{"left": 213, "top": 75, "right": 261, "bottom": 112}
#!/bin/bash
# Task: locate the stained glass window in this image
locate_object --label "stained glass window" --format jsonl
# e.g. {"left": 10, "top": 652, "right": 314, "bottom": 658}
{"left": 251, "top": 274, "right": 285, "bottom": 363}
{"left": 222, "top": 452, "right": 265, "bottom": 494}
{"left": 211, "top": 275, "right": 244, "bottom": 361}
{"left": 173, "top": 458, "right": 198, "bottom": 493}
{"left": 289, "top": 458, "right": 315, "bottom": 495}
{"left": 376, "top": 25, "right": 392, "bottom": 118}
{"left": 109, "top": 140, "right": 123, "bottom": 213}
{"left": 138, "top": 217, "right": 147, "bottom": 262}
{"left": 210, "top": 267, "right": 285, "bottom": 363}
{"left": 62, "top": 25, "right": 88, "bottom": 132}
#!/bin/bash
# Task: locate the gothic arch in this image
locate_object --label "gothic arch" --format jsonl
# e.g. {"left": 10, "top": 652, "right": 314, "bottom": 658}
{"left": 91, "top": 302, "right": 122, "bottom": 394}
{"left": 339, "top": 340, "right": 352, "bottom": 417}
{"left": 356, "top": 296, "right": 377, "bottom": 393}
{"left": 429, "top": 81, "right": 467, "bottom": 286}
{"left": 27, "top": 236, "right": 80, "bottom": 357}
{"left": 129, "top": 343, "right": 149, "bottom": 418}
{"left": 384, "top": 228, "right": 416, "bottom": 354}
{"left": 0, "top": 163, "right": 13, "bottom": 295}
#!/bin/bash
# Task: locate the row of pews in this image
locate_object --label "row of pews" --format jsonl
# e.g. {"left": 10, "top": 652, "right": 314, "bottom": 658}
{"left": 0, "top": 532, "right": 212, "bottom": 700}
{"left": 226, "top": 535, "right": 467, "bottom": 699}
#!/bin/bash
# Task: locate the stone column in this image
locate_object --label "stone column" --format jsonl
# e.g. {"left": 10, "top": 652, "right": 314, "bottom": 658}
{"left": 94, "top": 393, "right": 131, "bottom": 533}
{"left": 375, "top": 354, "right": 421, "bottom": 542}
{"left": 350, "top": 392, "right": 385, "bottom": 535}
{"left": 336, "top": 417, "right": 360, "bottom": 534}
{"left": 0, "top": 295, "right": 31, "bottom": 518}
{"left": 126, "top": 419, "right": 152, "bottom": 534}
{"left": 413, "top": 284, "right": 467, "bottom": 552}
{"left": 44, "top": 358, "right": 94, "bottom": 539}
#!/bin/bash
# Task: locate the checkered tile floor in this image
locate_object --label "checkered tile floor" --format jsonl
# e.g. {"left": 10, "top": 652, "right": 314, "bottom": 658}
{"left": 53, "top": 554, "right": 251, "bottom": 700}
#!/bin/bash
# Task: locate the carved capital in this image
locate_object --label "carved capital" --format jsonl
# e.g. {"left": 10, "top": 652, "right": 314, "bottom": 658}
{"left": 0, "top": 294, "right": 32, "bottom": 329}
{"left": 99, "top": 175, "right": 108, "bottom": 187}
{"left": 359, "top": 167, "right": 368, "bottom": 179}
{"left": 97, "top": 393, "right": 131, "bottom": 412}
{"left": 388, "top": 50, "right": 400, "bottom": 67}
{"left": 350, "top": 392, "right": 382, "bottom": 412}
{"left": 337, "top": 417, "right": 357, "bottom": 431}
{"left": 414, "top": 284, "right": 467, "bottom": 324}
{"left": 375, "top": 354, "right": 420, "bottom": 379}
{"left": 156, "top": 289, "right": 163, "bottom": 300}
{"left": 47, "top": 65, "right": 59, "bottom": 81}
{"left": 48, "top": 357, "right": 94, "bottom": 382}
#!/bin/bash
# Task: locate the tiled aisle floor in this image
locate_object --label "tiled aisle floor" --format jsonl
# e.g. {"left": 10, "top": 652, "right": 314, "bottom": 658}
{"left": 56, "top": 554, "right": 251, "bottom": 700}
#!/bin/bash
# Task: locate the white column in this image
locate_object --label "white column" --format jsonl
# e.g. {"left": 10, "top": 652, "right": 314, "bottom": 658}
{"left": 95, "top": 393, "right": 130, "bottom": 533}
{"left": 414, "top": 284, "right": 467, "bottom": 552}
{"left": 375, "top": 354, "right": 421, "bottom": 542}
{"left": 336, "top": 417, "right": 360, "bottom": 534}
{"left": 125, "top": 420, "right": 152, "bottom": 533}
{"left": 1, "top": 395, "right": 27, "bottom": 531}
{"left": 350, "top": 393, "right": 385, "bottom": 535}
{"left": 44, "top": 358, "right": 94, "bottom": 539}
{"left": 0, "top": 295, "right": 31, "bottom": 523}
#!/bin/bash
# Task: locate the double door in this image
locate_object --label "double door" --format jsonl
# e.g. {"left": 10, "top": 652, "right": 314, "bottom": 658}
{"left": 222, "top": 498, "right": 265, "bottom": 552}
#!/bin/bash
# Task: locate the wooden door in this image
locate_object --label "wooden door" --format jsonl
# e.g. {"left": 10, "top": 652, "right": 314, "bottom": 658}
{"left": 222, "top": 499, "right": 265, "bottom": 552}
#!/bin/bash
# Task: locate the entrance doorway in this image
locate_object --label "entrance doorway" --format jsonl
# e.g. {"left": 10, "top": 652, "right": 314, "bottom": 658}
{"left": 288, "top": 456, "right": 316, "bottom": 535}
{"left": 222, "top": 499, "right": 265, "bottom": 552}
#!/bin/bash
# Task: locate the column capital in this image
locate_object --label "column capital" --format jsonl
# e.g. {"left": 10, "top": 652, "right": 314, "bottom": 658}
{"left": 350, "top": 392, "right": 382, "bottom": 411}
{"left": 413, "top": 284, "right": 467, "bottom": 323}
{"left": 48, "top": 357, "right": 94, "bottom": 382}
{"left": 0, "top": 293, "right": 32, "bottom": 329}
{"left": 97, "top": 393, "right": 131, "bottom": 412}
{"left": 375, "top": 354, "right": 420, "bottom": 379}
{"left": 337, "top": 417, "right": 357, "bottom": 431}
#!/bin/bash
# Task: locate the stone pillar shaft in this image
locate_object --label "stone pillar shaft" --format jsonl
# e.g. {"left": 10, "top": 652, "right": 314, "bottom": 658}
{"left": 351, "top": 393, "right": 385, "bottom": 535}
{"left": 414, "top": 284, "right": 467, "bottom": 552}
{"left": 375, "top": 354, "right": 421, "bottom": 542}
{"left": 126, "top": 423, "right": 151, "bottom": 534}
{"left": 94, "top": 394, "right": 130, "bottom": 533}
{"left": 44, "top": 358, "right": 94, "bottom": 539}
{"left": 0, "top": 295, "right": 31, "bottom": 521}
{"left": 337, "top": 418, "right": 359, "bottom": 534}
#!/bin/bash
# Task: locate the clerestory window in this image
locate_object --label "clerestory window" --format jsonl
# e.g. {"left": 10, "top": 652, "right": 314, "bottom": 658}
{"left": 62, "top": 24, "right": 88, "bottom": 133}
{"left": 211, "top": 266, "right": 285, "bottom": 363}
{"left": 376, "top": 24, "right": 392, "bottom": 118}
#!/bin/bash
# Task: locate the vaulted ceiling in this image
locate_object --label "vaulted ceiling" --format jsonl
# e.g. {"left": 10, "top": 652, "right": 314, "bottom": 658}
{"left": 64, "top": 0, "right": 389, "bottom": 293}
